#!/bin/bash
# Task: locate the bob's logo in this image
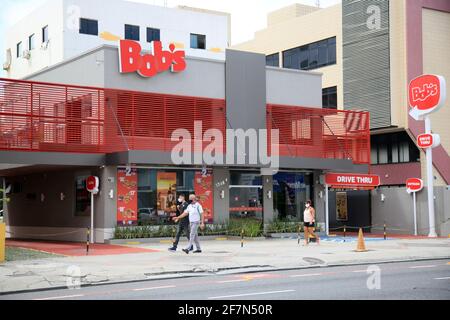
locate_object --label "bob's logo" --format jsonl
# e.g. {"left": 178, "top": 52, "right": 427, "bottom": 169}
{"left": 118, "top": 40, "right": 186, "bottom": 77}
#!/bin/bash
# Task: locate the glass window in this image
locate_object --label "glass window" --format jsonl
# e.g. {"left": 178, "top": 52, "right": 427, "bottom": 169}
{"left": 282, "top": 47, "right": 299, "bottom": 69}
{"left": 283, "top": 37, "right": 336, "bottom": 71}
{"left": 75, "top": 175, "right": 91, "bottom": 216}
{"left": 309, "top": 44, "right": 319, "bottom": 69}
{"left": 322, "top": 86, "right": 337, "bottom": 109}
{"left": 266, "top": 53, "right": 279, "bottom": 67}
{"left": 146, "top": 27, "right": 160, "bottom": 42}
{"left": 318, "top": 40, "right": 328, "bottom": 66}
{"left": 370, "top": 132, "right": 419, "bottom": 165}
{"left": 125, "top": 24, "right": 140, "bottom": 41}
{"left": 300, "top": 47, "right": 309, "bottom": 69}
{"left": 28, "top": 34, "right": 35, "bottom": 50}
{"left": 135, "top": 169, "right": 212, "bottom": 225}
{"left": 16, "top": 42, "right": 22, "bottom": 58}
{"left": 273, "top": 172, "right": 313, "bottom": 222}
{"left": 190, "top": 33, "right": 206, "bottom": 49}
{"left": 42, "top": 25, "right": 49, "bottom": 43}
{"left": 79, "top": 18, "right": 98, "bottom": 36}
{"left": 229, "top": 171, "right": 263, "bottom": 222}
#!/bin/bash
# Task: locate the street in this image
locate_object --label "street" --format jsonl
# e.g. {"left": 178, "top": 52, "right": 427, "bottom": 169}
{"left": 1, "top": 259, "right": 448, "bottom": 300}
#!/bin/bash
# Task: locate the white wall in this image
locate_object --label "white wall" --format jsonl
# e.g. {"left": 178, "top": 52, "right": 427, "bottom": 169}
{"left": 5, "top": 0, "right": 229, "bottom": 79}
{"left": 5, "top": 0, "right": 65, "bottom": 79}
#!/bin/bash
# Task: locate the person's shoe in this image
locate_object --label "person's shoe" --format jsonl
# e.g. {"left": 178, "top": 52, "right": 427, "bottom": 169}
{"left": 168, "top": 246, "right": 177, "bottom": 252}
{"left": 189, "top": 246, "right": 194, "bottom": 252}
{"left": 182, "top": 248, "right": 189, "bottom": 254}
{"left": 193, "top": 250, "right": 202, "bottom": 253}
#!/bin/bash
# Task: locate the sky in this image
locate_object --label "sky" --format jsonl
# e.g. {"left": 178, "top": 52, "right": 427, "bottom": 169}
{"left": 0, "top": 0, "right": 341, "bottom": 76}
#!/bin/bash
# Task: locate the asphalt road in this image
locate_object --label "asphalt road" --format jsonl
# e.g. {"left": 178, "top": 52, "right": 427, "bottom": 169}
{"left": 1, "top": 259, "right": 449, "bottom": 300}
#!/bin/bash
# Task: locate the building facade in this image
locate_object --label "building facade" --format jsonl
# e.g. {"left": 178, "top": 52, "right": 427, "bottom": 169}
{"left": 3, "top": 0, "right": 230, "bottom": 79}
{"left": 233, "top": 0, "right": 450, "bottom": 236}
{"left": 0, "top": 41, "right": 371, "bottom": 242}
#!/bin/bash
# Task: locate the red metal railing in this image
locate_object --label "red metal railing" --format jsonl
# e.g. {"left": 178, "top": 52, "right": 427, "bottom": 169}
{"left": 267, "top": 104, "right": 371, "bottom": 164}
{"left": 0, "top": 78, "right": 370, "bottom": 165}
{"left": 0, "top": 78, "right": 226, "bottom": 154}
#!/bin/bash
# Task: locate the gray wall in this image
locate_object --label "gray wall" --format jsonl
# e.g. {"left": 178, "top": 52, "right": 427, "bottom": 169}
{"left": 372, "top": 186, "right": 450, "bottom": 236}
{"left": 266, "top": 67, "right": 322, "bottom": 107}
{"left": 262, "top": 175, "right": 274, "bottom": 225}
{"left": 342, "top": 0, "right": 391, "bottom": 129}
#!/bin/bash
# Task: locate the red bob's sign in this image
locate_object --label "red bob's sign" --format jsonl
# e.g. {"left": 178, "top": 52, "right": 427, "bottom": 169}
{"left": 417, "top": 133, "right": 440, "bottom": 149}
{"left": 406, "top": 178, "right": 423, "bottom": 193}
{"left": 119, "top": 40, "right": 186, "bottom": 78}
{"left": 86, "top": 176, "right": 100, "bottom": 193}
{"left": 409, "top": 74, "right": 446, "bottom": 120}
{"left": 325, "top": 173, "right": 380, "bottom": 187}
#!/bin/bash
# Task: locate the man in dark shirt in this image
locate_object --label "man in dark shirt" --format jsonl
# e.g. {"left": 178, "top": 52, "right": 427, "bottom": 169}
{"left": 168, "top": 194, "right": 193, "bottom": 251}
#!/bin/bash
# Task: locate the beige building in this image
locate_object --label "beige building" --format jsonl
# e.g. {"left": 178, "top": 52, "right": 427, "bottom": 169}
{"left": 234, "top": 0, "right": 450, "bottom": 236}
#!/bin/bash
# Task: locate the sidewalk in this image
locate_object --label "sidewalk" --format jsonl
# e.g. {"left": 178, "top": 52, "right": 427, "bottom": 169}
{"left": 0, "top": 236, "right": 449, "bottom": 294}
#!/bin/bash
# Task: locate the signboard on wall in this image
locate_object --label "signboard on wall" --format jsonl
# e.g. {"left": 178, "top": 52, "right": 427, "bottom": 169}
{"left": 336, "top": 192, "right": 348, "bottom": 221}
{"left": 117, "top": 168, "right": 138, "bottom": 225}
{"left": 156, "top": 172, "right": 177, "bottom": 218}
{"left": 194, "top": 171, "right": 214, "bottom": 223}
{"left": 406, "top": 178, "right": 424, "bottom": 194}
{"left": 325, "top": 173, "right": 381, "bottom": 188}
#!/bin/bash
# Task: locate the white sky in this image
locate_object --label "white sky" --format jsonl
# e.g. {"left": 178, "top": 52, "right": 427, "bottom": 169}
{"left": 0, "top": 0, "right": 341, "bottom": 75}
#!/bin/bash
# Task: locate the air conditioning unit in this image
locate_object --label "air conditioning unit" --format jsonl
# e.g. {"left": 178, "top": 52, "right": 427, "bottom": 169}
{"left": 3, "top": 48, "right": 11, "bottom": 70}
{"left": 41, "top": 40, "right": 50, "bottom": 50}
{"left": 23, "top": 50, "right": 31, "bottom": 59}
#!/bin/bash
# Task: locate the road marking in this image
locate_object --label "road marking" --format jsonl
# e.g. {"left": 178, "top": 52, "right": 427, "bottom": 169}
{"left": 217, "top": 279, "right": 249, "bottom": 283}
{"left": 290, "top": 273, "right": 322, "bottom": 278}
{"left": 409, "top": 265, "right": 436, "bottom": 269}
{"left": 352, "top": 270, "right": 368, "bottom": 273}
{"left": 34, "top": 294, "right": 84, "bottom": 300}
{"left": 208, "top": 289, "right": 295, "bottom": 300}
{"left": 434, "top": 277, "right": 450, "bottom": 280}
{"left": 133, "top": 285, "right": 176, "bottom": 291}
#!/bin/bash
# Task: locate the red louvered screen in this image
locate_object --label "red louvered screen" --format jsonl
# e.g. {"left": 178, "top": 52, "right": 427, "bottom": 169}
{"left": 267, "top": 104, "right": 371, "bottom": 165}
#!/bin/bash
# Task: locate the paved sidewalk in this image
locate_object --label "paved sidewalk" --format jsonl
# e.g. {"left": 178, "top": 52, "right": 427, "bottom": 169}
{"left": 0, "top": 237, "right": 449, "bottom": 294}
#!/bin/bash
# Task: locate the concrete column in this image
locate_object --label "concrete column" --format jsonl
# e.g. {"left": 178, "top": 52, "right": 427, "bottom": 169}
{"left": 313, "top": 171, "right": 326, "bottom": 229}
{"left": 263, "top": 175, "right": 274, "bottom": 225}
{"left": 213, "top": 168, "right": 230, "bottom": 225}
{"left": 93, "top": 166, "right": 117, "bottom": 243}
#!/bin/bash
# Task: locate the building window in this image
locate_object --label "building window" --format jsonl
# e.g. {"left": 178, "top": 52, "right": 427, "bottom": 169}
{"left": 146, "top": 27, "right": 160, "bottom": 42}
{"left": 16, "top": 41, "right": 23, "bottom": 58}
{"left": 322, "top": 86, "right": 337, "bottom": 109}
{"left": 42, "top": 25, "right": 49, "bottom": 43}
{"left": 79, "top": 18, "right": 98, "bottom": 36}
{"left": 370, "top": 132, "right": 420, "bottom": 165}
{"left": 125, "top": 24, "right": 140, "bottom": 41}
{"left": 28, "top": 34, "right": 35, "bottom": 50}
{"left": 190, "top": 33, "right": 206, "bottom": 49}
{"left": 266, "top": 53, "right": 279, "bottom": 67}
{"left": 282, "top": 37, "right": 336, "bottom": 71}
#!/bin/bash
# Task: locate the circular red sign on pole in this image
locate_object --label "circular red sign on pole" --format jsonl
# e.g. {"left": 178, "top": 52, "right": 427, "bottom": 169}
{"left": 406, "top": 178, "right": 423, "bottom": 193}
{"left": 86, "top": 176, "right": 99, "bottom": 193}
{"left": 417, "top": 134, "right": 433, "bottom": 148}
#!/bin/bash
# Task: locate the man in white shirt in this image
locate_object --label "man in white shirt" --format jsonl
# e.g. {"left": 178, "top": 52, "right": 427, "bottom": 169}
{"left": 174, "top": 194, "right": 205, "bottom": 254}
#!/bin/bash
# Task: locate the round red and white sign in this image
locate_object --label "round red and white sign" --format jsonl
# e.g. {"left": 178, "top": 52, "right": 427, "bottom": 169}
{"left": 406, "top": 178, "right": 423, "bottom": 193}
{"left": 86, "top": 176, "right": 99, "bottom": 193}
{"left": 408, "top": 74, "right": 446, "bottom": 120}
{"left": 417, "top": 133, "right": 440, "bottom": 149}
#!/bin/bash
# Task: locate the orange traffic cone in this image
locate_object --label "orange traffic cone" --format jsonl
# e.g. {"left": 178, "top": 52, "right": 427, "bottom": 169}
{"left": 355, "top": 228, "right": 367, "bottom": 252}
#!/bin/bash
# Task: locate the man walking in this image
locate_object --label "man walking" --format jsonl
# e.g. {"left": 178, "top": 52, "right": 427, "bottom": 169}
{"left": 168, "top": 194, "right": 192, "bottom": 252}
{"left": 174, "top": 194, "right": 205, "bottom": 254}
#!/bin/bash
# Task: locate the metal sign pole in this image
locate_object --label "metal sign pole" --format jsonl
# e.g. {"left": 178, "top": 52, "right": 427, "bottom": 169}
{"left": 424, "top": 116, "right": 437, "bottom": 237}
{"left": 325, "top": 185, "right": 329, "bottom": 236}
{"left": 90, "top": 192, "right": 94, "bottom": 243}
{"left": 413, "top": 192, "right": 418, "bottom": 236}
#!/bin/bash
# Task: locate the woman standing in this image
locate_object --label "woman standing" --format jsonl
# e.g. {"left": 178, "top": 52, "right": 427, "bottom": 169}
{"left": 304, "top": 200, "right": 320, "bottom": 245}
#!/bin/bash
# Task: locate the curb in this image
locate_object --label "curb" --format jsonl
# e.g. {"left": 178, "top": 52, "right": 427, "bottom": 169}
{"left": 1, "top": 255, "right": 449, "bottom": 296}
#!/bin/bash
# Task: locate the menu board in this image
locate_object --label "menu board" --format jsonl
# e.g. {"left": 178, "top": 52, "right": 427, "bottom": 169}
{"left": 194, "top": 171, "right": 214, "bottom": 223}
{"left": 117, "top": 168, "right": 138, "bottom": 225}
{"left": 157, "top": 172, "right": 177, "bottom": 218}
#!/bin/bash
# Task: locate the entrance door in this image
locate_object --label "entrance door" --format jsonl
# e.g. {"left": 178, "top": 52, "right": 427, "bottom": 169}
{"left": 229, "top": 171, "right": 263, "bottom": 223}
